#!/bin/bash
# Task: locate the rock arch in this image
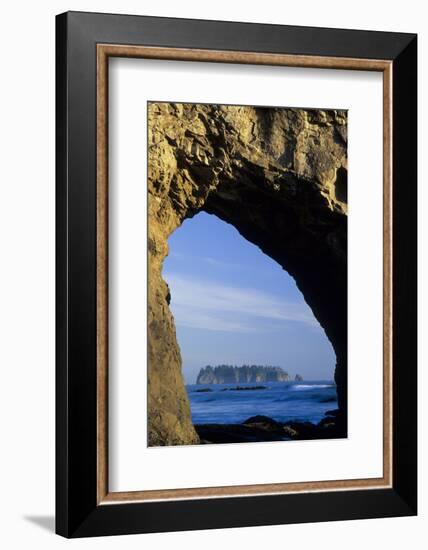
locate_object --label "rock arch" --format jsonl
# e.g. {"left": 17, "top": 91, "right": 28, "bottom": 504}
{"left": 148, "top": 102, "right": 348, "bottom": 446}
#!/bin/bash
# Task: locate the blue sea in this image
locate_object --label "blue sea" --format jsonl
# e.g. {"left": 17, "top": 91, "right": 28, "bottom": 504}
{"left": 186, "top": 381, "right": 337, "bottom": 425}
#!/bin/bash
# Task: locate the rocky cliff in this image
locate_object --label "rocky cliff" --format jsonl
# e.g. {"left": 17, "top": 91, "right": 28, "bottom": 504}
{"left": 148, "top": 102, "right": 347, "bottom": 446}
{"left": 197, "top": 365, "right": 290, "bottom": 385}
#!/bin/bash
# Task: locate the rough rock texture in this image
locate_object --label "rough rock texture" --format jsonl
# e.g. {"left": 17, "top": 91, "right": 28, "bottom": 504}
{"left": 148, "top": 102, "right": 347, "bottom": 446}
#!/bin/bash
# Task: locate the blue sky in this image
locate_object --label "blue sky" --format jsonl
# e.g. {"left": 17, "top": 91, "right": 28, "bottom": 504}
{"left": 163, "top": 212, "right": 335, "bottom": 384}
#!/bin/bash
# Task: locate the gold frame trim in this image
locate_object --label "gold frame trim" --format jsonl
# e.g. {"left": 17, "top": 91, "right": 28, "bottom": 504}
{"left": 96, "top": 44, "right": 393, "bottom": 504}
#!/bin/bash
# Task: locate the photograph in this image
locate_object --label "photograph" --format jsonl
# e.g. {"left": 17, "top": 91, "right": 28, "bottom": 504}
{"left": 147, "top": 102, "right": 348, "bottom": 446}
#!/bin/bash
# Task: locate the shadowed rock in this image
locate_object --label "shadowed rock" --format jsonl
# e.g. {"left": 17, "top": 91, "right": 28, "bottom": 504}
{"left": 194, "top": 415, "right": 343, "bottom": 444}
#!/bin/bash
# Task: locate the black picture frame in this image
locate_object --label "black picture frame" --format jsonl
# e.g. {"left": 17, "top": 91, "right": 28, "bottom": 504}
{"left": 56, "top": 11, "right": 417, "bottom": 538}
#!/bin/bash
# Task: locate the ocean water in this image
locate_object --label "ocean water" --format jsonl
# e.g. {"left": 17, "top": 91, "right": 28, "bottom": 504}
{"left": 186, "top": 381, "right": 337, "bottom": 425}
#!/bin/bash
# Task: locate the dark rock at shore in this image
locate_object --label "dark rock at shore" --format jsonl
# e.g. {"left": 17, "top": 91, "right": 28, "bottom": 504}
{"left": 283, "top": 425, "right": 299, "bottom": 437}
{"left": 195, "top": 414, "right": 345, "bottom": 444}
{"left": 243, "top": 415, "right": 282, "bottom": 431}
{"left": 193, "top": 388, "right": 213, "bottom": 393}
{"left": 318, "top": 416, "right": 337, "bottom": 428}
{"left": 283, "top": 421, "right": 327, "bottom": 439}
{"left": 195, "top": 423, "right": 285, "bottom": 444}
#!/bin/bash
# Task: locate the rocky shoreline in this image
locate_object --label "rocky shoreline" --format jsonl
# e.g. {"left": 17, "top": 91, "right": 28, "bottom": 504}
{"left": 195, "top": 411, "right": 344, "bottom": 444}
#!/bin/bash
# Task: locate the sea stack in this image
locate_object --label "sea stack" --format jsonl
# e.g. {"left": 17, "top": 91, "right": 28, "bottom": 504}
{"left": 196, "top": 365, "right": 290, "bottom": 384}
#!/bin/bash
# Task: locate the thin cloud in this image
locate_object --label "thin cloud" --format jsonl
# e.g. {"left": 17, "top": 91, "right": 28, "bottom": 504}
{"left": 168, "top": 251, "right": 186, "bottom": 259}
{"left": 171, "top": 307, "right": 258, "bottom": 333}
{"left": 169, "top": 253, "right": 242, "bottom": 270}
{"left": 203, "top": 256, "right": 227, "bottom": 267}
{"left": 203, "top": 256, "right": 243, "bottom": 270}
{"left": 164, "top": 273, "right": 318, "bottom": 333}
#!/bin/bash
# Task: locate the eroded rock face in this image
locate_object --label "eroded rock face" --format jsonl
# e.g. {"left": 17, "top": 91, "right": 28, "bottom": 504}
{"left": 148, "top": 102, "right": 348, "bottom": 446}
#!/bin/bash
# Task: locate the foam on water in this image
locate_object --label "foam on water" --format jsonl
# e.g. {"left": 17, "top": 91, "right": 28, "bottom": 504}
{"left": 186, "top": 380, "right": 338, "bottom": 425}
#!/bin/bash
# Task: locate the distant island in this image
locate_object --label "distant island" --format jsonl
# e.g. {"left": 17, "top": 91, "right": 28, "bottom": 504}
{"left": 196, "top": 365, "right": 294, "bottom": 384}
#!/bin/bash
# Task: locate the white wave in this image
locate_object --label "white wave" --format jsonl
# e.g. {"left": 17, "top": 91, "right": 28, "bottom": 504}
{"left": 292, "top": 384, "right": 333, "bottom": 390}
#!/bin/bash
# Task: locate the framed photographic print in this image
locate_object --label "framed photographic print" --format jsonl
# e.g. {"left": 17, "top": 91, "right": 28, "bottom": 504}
{"left": 56, "top": 11, "right": 417, "bottom": 537}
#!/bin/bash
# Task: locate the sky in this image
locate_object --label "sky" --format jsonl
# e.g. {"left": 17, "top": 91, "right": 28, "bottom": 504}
{"left": 162, "top": 212, "right": 335, "bottom": 384}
